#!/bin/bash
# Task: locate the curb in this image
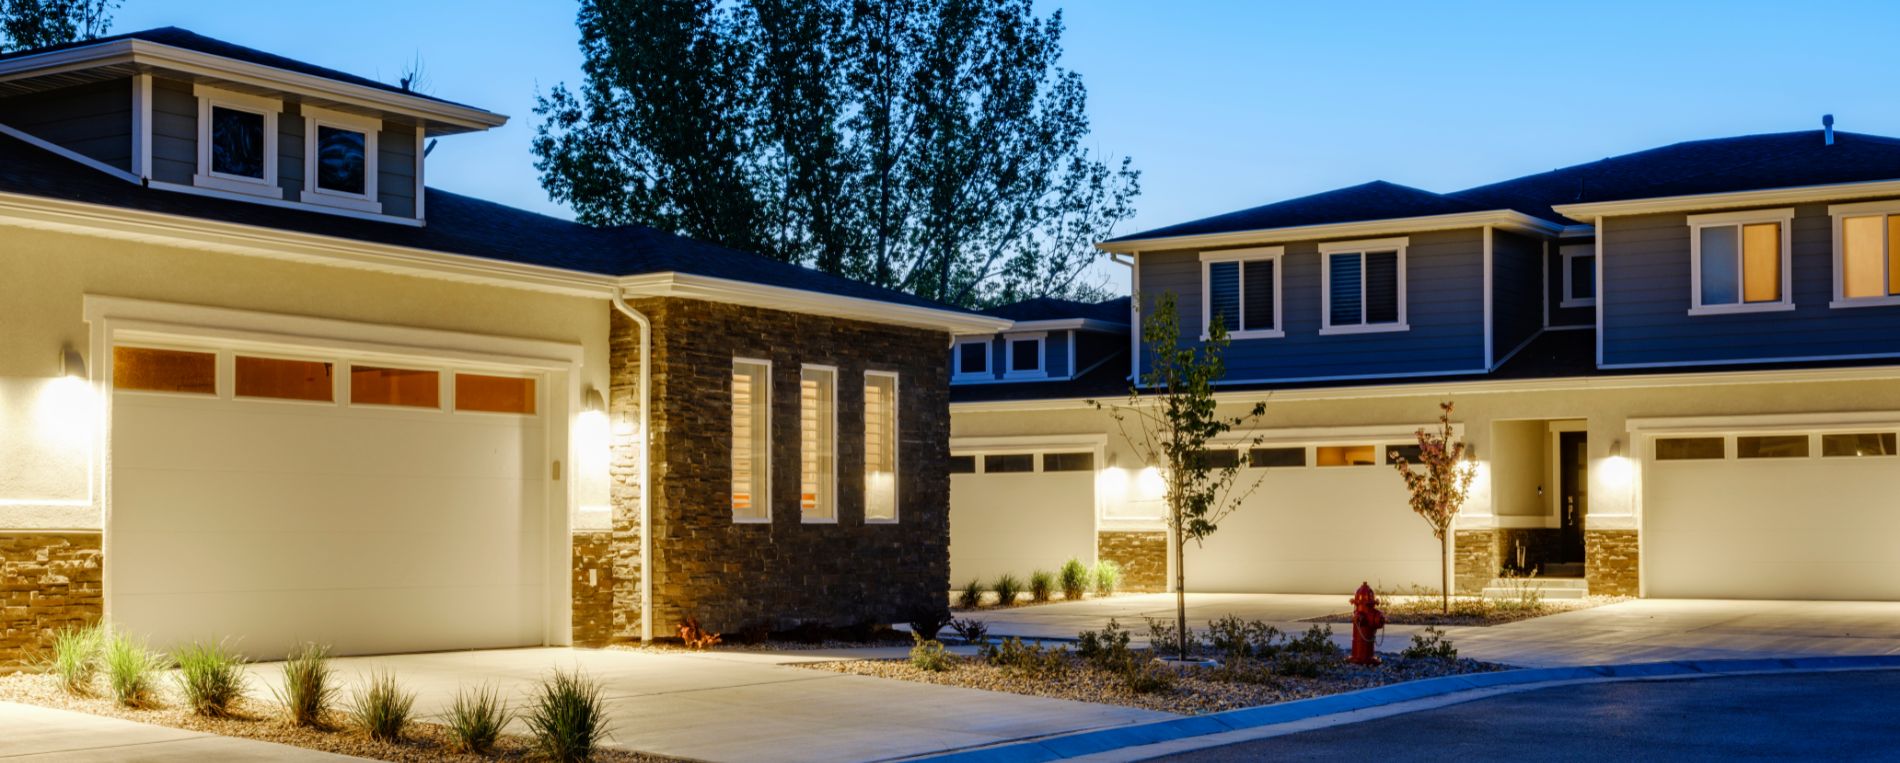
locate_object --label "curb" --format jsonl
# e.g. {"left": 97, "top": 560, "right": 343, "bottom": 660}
{"left": 901, "top": 655, "right": 1900, "bottom": 763}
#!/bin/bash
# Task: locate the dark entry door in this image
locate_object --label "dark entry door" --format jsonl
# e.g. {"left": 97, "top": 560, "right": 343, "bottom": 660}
{"left": 1558, "top": 431, "right": 1588, "bottom": 562}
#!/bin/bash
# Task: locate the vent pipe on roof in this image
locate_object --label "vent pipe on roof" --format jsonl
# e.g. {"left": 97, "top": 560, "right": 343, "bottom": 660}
{"left": 1824, "top": 114, "right": 1835, "bottom": 146}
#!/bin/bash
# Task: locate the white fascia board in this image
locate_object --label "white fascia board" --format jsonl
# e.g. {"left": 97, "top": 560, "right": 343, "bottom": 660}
{"left": 996, "top": 318, "right": 1127, "bottom": 333}
{"left": 618, "top": 272, "right": 1011, "bottom": 334}
{"left": 1552, "top": 178, "right": 1900, "bottom": 219}
{"left": 950, "top": 363, "right": 1900, "bottom": 412}
{"left": 0, "top": 39, "right": 507, "bottom": 133}
{"left": 1094, "top": 210, "right": 1564, "bottom": 254}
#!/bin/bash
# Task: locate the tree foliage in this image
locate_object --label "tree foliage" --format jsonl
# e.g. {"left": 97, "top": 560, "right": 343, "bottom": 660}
{"left": 1389, "top": 401, "right": 1475, "bottom": 613}
{"left": 1095, "top": 292, "right": 1267, "bottom": 659}
{"left": 0, "top": 0, "right": 115, "bottom": 52}
{"left": 533, "top": 0, "right": 1139, "bottom": 308}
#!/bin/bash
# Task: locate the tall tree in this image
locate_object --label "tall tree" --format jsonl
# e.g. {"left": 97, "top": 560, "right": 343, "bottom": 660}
{"left": 1095, "top": 292, "right": 1267, "bottom": 661}
{"left": 533, "top": 0, "right": 1138, "bottom": 308}
{"left": 0, "top": 0, "right": 116, "bottom": 52}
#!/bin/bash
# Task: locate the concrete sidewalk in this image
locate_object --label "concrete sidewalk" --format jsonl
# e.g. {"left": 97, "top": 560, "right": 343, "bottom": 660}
{"left": 962, "top": 593, "right": 1900, "bottom": 667}
{"left": 241, "top": 646, "right": 1169, "bottom": 763}
{"left": 0, "top": 702, "right": 358, "bottom": 761}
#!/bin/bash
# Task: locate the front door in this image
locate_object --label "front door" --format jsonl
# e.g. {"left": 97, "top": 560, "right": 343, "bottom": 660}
{"left": 1557, "top": 431, "right": 1587, "bottom": 562}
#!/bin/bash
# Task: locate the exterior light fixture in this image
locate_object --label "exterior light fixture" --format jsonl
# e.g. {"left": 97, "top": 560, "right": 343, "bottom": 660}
{"left": 1609, "top": 438, "right": 1624, "bottom": 458}
{"left": 583, "top": 387, "right": 606, "bottom": 414}
{"left": 60, "top": 345, "right": 85, "bottom": 379}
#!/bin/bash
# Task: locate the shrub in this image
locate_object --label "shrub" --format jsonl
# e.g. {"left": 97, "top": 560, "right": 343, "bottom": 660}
{"left": 1028, "top": 570, "right": 1055, "bottom": 602}
{"left": 524, "top": 669, "right": 611, "bottom": 763}
{"left": 46, "top": 624, "right": 102, "bottom": 695}
{"left": 1142, "top": 615, "right": 1182, "bottom": 656}
{"left": 908, "top": 608, "right": 953, "bottom": 642}
{"left": 1122, "top": 660, "right": 1176, "bottom": 694}
{"left": 1286, "top": 624, "right": 1342, "bottom": 657}
{"left": 1058, "top": 558, "right": 1089, "bottom": 600}
{"left": 991, "top": 573, "right": 1022, "bottom": 607}
{"left": 172, "top": 640, "right": 247, "bottom": 717}
{"left": 948, "top": 618, "right": 990, "bottom": 646}
{"left": 981, "top": 637, "right": 1066, "bottom": 677}
{"left": 956, "top": 579, "right": 984, "bottom": 610}
{"left": 1075, "top": 619, "right": 1135, "bottom": 673}
{"left": 101, "top": 630, "right": 164, "bottom": 708}
{"left": 1272, "top": 651, "right": 1335, "bottom": 678}
{"left": 1090, "top": 560, "right": 1122, "bottom": 596}
{"left": 1203, "top": 616, "right": 1283, "bottom": 662}
{"left": 1401, "top": 626, "right": 1459, "bottom": 661}
{"left": 274, "top": 642, "right": 337, "bottom": 727}
{"left": 676, "top": 617, "right": 723, "bottom": 650}
{"left": 445, "top": 684, "right": 510, "bottom": 755}
{"left": 346, "top": 669, "right": 415, "bottom": 742}
{"left": 908, "top": 634, "right": 954, "bottom": 672}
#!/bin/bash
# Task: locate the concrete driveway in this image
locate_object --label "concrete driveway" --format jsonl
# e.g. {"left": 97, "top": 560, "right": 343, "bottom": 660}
{"left": 965, "top": 593, "right": 1900, "bottom": 667}
{"left": 240, "top": 646, "right": 1168, "bottom": 763}
{"left": 0, "top": 702, "right": 355, "bottom": 761}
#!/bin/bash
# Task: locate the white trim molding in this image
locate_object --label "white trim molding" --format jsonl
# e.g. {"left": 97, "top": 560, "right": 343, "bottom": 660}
{"left": 1553, "top": 178, "right": 1900, "bottom": 220}
{"left": 620, "top": 272, "right": 1010, "bottom": 334}
{"left": 1827, "top": 199, "right": 1900, "bottom": 309}
{"left": 1685, "top": 208, "right": 1794, "bottom": 316}
{"left": 192, "top": 84, "right": 283, "bottom": 199}
{"left": 1199, "top": 246, "right": 1285, "bottom": 340}
{"left": 1318, "top": 237, "right": 1409, "bottom": 335}
{"left": 1097, "top": 210, "right": 1562, "bottom": 254}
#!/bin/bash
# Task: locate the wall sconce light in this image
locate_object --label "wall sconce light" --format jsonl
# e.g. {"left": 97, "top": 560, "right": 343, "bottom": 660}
{"left": 60, "top": 345, "right": 85, "bottom": 379}
{"left": 582, "top": 387, "right": 606, "bottom": 415}
{"left": 1609, "top": 438, "right": 1624, "bottom": 458}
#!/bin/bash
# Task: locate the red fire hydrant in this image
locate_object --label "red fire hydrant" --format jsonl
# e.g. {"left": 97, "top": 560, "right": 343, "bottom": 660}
{"left": 1349, "top": 582, "right": 1384, "bottom": 666}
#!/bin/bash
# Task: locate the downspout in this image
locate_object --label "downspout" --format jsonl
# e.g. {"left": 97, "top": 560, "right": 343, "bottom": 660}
{"left": 609, "top": 289, "right": 654, "bottom": 642}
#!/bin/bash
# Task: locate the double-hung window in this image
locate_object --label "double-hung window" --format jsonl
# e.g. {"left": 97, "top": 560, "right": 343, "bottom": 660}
{"left": 1829, "top": 200, "right": 1900, "bottom": 307}
{"left": 732, "top": 359, "right": 771, "bottom": 522}
{"left": 1320, "top": 238, "right": 1407, "bottom": 334}
{"left": 952, "top": 338, "right": 991, "bottom": 380}
{"left": 1199, "top": 246, "right": 1284, "bottom": 339}
{"left": 800, "top": 365, "right": 837, "bottom": 522}
{"left": 1560, "top": 243, "right": 1596, "bottom": 307}
{"left": 194, "top": 85, "right": 282, "bottom": 198}
{"left": 300, "top": 105, "right": 382, "bottom": 213}
{"left": 1688, "top": 209, "right": 1792, "bottom": 315}
{"left": 864, "top": 371, "right": 899, "bottom": 522}
{"left": 1004, "top": 333, "right": 1045, "bottom": 379}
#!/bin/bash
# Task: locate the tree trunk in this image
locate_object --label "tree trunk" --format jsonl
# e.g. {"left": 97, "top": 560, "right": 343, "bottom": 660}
{"left": 1440, "top": 530, "right": 1452, "bottom": 614}
{"left": 1175, "top": 532, "right": 1189, "bottom": 661}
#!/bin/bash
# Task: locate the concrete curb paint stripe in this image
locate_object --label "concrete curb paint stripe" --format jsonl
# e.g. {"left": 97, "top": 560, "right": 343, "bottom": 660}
{"left": 902, "top": 656, "right": 1900, "bottom": 763}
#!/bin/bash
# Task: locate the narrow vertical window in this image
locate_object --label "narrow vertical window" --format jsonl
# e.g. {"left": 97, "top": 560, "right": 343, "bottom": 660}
{"left": 800, "top": 365, "right": 837, "bottom": 522}
{"left": 864, "top": 372, "right": 899, "bottom": 522}
{"left": 732, "top": 359, "right": 771, "bottom": 521}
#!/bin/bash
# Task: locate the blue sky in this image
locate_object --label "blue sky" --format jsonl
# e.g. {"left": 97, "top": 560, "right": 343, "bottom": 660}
{"left": 115, "top": 1, "right": 1900, "bottom": 290}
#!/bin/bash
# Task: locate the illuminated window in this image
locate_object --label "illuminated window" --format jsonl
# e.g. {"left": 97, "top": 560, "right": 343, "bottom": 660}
{"left": 865, "top": 372, "right": 899, "bottom": 522}
{"left": 800, "top": 366, "right": 836, "bottom": 522}
{"left": 1821, "top": 432, "right": 1897, "bottom": 457}
{"left": 236, "top": 356, "right": 333, "bottom": 402}
{"left": 350, "top": 366, "right": 439, "bottom": 408}
{"left": 732, "top": 360, "right": 771, "bottom": 522}
{"left": 1655, "top": 437, "right": 1725, "bottom": 460}
{"left": 1838, "top": 214, "right": 1900, "bottom": 300}
{"left": 113, "top": 346, "right": 215, "bottom": 394}
{"left": 1043, "top": 452, "right": 1094, "bottom": 472}
{"left": 983, "top": 454, "right": 1034, "bottom": 473}
{"left": 454, "top": 374, "right": 536, "bottom": 414}
{"left": 1690, "top": 210, "right": 1791, "bottom": 313}
{"left": 1248, "top": 447, "right": 1305, "bottom": 468}
{"left": 1316, "top": 445, "right": 1377, "bottom": 466}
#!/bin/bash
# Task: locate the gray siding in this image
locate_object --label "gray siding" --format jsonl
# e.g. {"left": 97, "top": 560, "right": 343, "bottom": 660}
{"left": 1138, "top": 227, "right": 1488, "bottom": 381}
{"left": 150, "top": 77, "right": 196, "bottom": 184}
{"left": 1045, "top": 329, "right": 1070, "bottom": 377}
{"left": 1491, "top": 229, "right": 1543, "bottom": 362}
{"left": 277, "top": 102, "right": 304, "bottom": 198}
{"left": 1601, "top": 201, "right": 1900, "bottom": 366}
{"left": 378, "top": 124, "right": 417, "bottom": 219}
{"left": 0, "top": 79, "right": 132, "bottom": 170}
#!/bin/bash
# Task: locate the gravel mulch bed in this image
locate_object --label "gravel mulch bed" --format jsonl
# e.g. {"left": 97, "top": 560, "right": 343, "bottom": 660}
{"left": 806, "top": 650, "right": 1507, "bottom": 715}
{"left": 0, "top": 672, "right": 678, "bottom": 762}
{"left": 1307, "top": 596, "right": 1628, "bottom": 627}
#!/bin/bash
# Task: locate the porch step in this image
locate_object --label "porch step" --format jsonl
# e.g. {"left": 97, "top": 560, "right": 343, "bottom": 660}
{"left": 1481, "top": 577, "right": 1588, "bottom": 600}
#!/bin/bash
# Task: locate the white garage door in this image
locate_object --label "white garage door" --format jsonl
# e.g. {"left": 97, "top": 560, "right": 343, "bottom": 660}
{"left": 1191, "top": 445, "right": 1438, "bottom": 594}
{"left": 109, "top": 343, "right": 549, "bottom": 658}
{"left": 949, "top": 449, "right": 1097, "bottom": 586}
{"left": 1645, "top": 431, "right": 1900, "bottom": 601}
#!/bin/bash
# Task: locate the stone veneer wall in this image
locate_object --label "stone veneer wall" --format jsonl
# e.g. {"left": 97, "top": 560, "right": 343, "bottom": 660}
{"left": 1097, "top": 531, "right": 1166, "bottom": 592}
{"left": 612, "top": 298, "right": 950, "bottom": 636}
{"left": 1585, "top": 529, "right": 1640, "bottom": 596}
{"left": 607, "top": 310, "right": 646, "bottom": 643}
{"left": 1452, "top": 530, "right": 1496, "bottom": 594}
{"left": 1, "top": 533, "right": 102, "bottom": 669}
{"left": 571, "top": 531, "right": 615, "bottom": 646}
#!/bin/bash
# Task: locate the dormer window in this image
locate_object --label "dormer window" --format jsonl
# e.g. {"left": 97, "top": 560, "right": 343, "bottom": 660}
{"left": 952, "top": 337, "right": 991, "bottom": 380}
{"left": 1005, "top": 332, "right": 1046, "bottom": 379}
{"left": 194, "top": 85, "right": 281, "bottom": 198}
{"left": 300, "top": 105, "right": 382, "bottom": 213}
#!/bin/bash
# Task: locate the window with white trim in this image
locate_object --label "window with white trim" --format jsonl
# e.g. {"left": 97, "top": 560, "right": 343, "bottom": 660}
{"left": 1688, "top": 209, "right": 1792, "bottom": 315}
{"left": 864, "top": 371, "right": 899, "bottom": 522}
{"left": 800, "top": 365, "right": 837, "bottom": 522}
{"left": 1320, "top": 238, "right": 1407, "bottom": 334}
{"left": 1560, "top": 243, "right": 1596, "bottom": 307}
{"left": 1200, "top": 247, "right": 1283, "bottom": 338}
{"left": 194, "top": 85, "right": 282, "bottom": 198}
{"left": 1004, "top": 333, "right": 1045, "bottom": 379}
{"left": 300, "top": 105, "right": 382, "bottom": 213}
{"left": 952, "top": 337, "right": 991, "bottom": 380}
{"left": 732, "top": 359, "right": 771, "bottom": 522}
{"left": 1830, "top": 201, "right": 1900, "bottom": 307}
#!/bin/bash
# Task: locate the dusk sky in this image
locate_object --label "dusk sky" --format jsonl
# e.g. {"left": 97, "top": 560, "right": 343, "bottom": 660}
{"left": 114, "top": 1, "right": 1900, "bottom": 290}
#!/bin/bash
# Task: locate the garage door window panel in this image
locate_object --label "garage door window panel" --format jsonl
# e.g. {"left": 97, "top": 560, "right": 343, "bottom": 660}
{"left": 113, "top": 346, "right": 216, "bottom": 395}
{"left": 983, "top": 453, "right": 1034, "bottom": 473}
{"left": 1736, "top": 435, "right": 1810, "bottom": 459}
{"left": 1821, "top": 432, "right": 1898, "bottom": 457}
{"left": 235, "top": 355, "right": 335, "bottom": 402}
{"left": 949, "top": 455, "right": 977, "bottom": 474}
{"left": 1248, "top": 447, "right": 1305, "bottom": 468}
{"left": 350, "top": 366, "right": 440, "bottom": 409}
{"left": 1655, "top": 437, "right": 1726, "bottom": 460}
{"left": 454, "top": 374, "right": 536, "bottom": 414}
{"left": 1317, "top": 445, "right": 1377, "bottom": 466}
{"left": 1043, "top": 452, "right": 1094, "bottom": 472}
{"left": 1386, "top": 444, "right": 1424, "bottom": 465}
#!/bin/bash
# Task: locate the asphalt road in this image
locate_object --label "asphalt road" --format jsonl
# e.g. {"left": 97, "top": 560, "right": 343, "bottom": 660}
{"left": 1157, "top": 670, "right": 1900, "bottom": 762}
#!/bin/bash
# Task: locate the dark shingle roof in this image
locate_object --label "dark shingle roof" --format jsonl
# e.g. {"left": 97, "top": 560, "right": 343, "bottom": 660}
{"left": 949, "top": 347, "right": 1133, "bottom": 404}
{"left": 0, "top": 133, "right": 973, "bottom": 313}
{"left": 1108, "top": 181, "right": 1487, "bottom": 243}
{"left": 982, "top": 296, "right": 1130, "bottom": 326}
{"left": 0, "top": 27, "right": 480, "bottom": 110}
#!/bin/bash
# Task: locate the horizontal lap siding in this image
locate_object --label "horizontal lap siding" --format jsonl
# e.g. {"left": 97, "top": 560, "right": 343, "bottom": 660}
{"left": 378, "top": 125, "right": 417, "bottom": 219}
{"left": 0, "top": 79, "right": 131, "bottom": 170}
{"left": 1491, "top": 229, "right": 1543, "bottom": 361}
{"left": 1603, "top": 202, "right": 1900, "bottom": 366}
{"left": 150, "top": 78, "right": 195, "bottom": 184}
{"left": 1139, "top": 227, "right": 1486, "bottom": 381}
